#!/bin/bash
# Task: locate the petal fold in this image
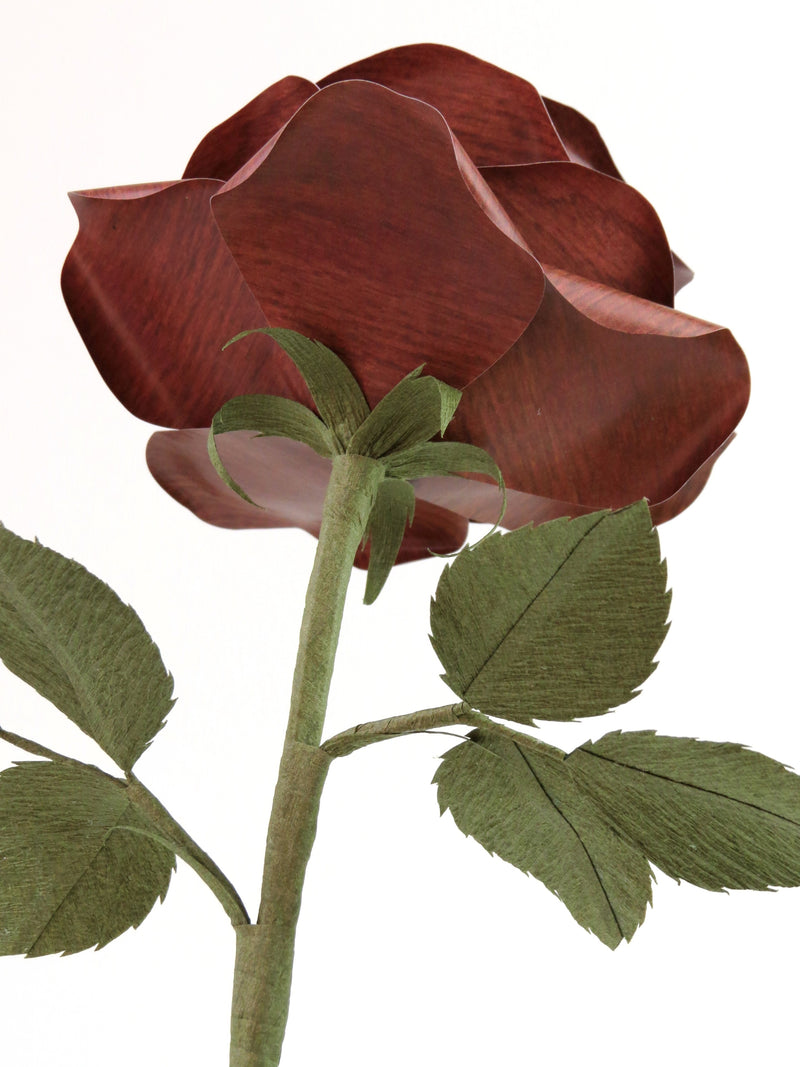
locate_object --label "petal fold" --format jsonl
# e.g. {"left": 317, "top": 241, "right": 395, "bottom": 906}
{"left": 319, "top": 43, "right": 568, "bottom": 167}
{"left": 481, "top": 162, "right": 676, "bottom": 305}
{"left": 541, "top": 97, "right": 623, "bottom": 179}
{"left": 62, "top": 181, "right": 312, "bottom": 427}
{"left": 183, "top": 76, "right": 319, "bottom": 181}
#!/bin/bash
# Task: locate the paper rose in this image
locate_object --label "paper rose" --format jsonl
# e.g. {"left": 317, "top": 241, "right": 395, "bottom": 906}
{"left": 62, "top": 43, "right": 749, "bottom": 564}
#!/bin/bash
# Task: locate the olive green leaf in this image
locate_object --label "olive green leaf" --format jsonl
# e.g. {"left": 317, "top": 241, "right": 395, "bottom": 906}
{"left": 347, "top": 368, "right": 462, "bottom": 458}
{"left": 225, "top": 327, "right": 370, "bottom": 450}
{"left": 208, "top": 394, "right": 337, "bottom": 506}
{"left": 362, "top": 478, "right": 416, "bottom": 606}
{"left": 430, "top": 502, "right": 669, "bottom": 723}
{"left": 0, "top": 761, "right": 174, "bottom": 957}
{"left": 386, "top": 440, "right": 502, "bottom": 485}
{"left": 0, "top": 524, "right": 174, "bottom": 772}
{"left": 434, "top": 729, "right": 652, "bottom": 948}
{"left": 386, "top": 440, "right": 506, "bottom": 529}
{"left": 569, "top": 731, "right": 800, "bottom": 890}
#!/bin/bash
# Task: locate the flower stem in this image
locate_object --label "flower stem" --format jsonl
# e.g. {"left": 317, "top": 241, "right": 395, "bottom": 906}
{"left": 230, "top": 453, "right": 383, "bottom": 1067}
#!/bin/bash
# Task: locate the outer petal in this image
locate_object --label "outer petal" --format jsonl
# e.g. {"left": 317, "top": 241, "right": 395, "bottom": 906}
{"left": 541, "top": 98, "right": 694, "bottom": 296}
{"left": 62, "top": 181, "right": 312, "bottom": 427}
{"left": 541, "top": 97, "right": 623, "bottom": 179}
{"left": 211, "top": 80, "right": 544, "bottom": 403}
{"left": 413, "top": 277, "right": 749, "bottom": 522}
{"left": 319, "top": 43, "right": 568, "bottom": 167}
{"left": 481, "top": 162, "right": 676, "bottom": 305}
{"left": 145, "top": 429, "right": 469, "bottom": 565}
{"left": 183, "top": 76, "right": 318, "bottom": 180}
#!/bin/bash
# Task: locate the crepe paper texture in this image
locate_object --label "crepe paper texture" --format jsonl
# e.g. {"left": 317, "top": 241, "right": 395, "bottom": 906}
{"left": 435, "top": 727, "right": 800, "bottom": 948}
{"left": 0, "top": 760, "right": 175, "bottom": 957}
{"left": 0, "top": 522, "right": 174, "bottom": 772}
{"left": 61, "top": 43, "right": 749, "bottom": 572}
{"left": 208, "top": 329, "right": 504, "bottom": 602}
{"left": 2, "top": 38, "right": 782, "bottom": 1067}
{"left": 430, "top": 501, "right": 670, "bottom": 723}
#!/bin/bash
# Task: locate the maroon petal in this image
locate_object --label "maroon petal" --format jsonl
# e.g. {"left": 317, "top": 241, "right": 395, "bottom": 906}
{"left": 145, "top": 429, "right": 469, "bottom": 565}
{"left": 481, "top": 162, "right": 676, "bottom": 305}
{"left": 62, "top": 181, "right": 314, "bottom": 427}
{"left": 211, "top": 80, "right": 544, "bottom": 402}
{"left": 414, "top": 277, "right": 748, "bottom": 521}
{"left": 183, "top": 77, "right": 318, "bottom": 181}
{"left": 541, "top": 97, "right": 624, "bottom": 179}
{"left": 672, "top": 251, "right": 695, "bottom": 293}
{"left": 413, "top": 434, "right": 734, "bottom": 529}
{"left": 319, "top": 43, "right": 568, "bottom": 167}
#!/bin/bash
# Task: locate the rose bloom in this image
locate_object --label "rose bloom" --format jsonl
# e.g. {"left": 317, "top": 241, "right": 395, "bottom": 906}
{"left": 62, "top": 44, "right": 749, "bottom": 565}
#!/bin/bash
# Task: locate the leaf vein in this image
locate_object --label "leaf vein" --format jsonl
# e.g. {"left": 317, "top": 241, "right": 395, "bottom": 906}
{"left": 577, "top": 749, "right": 800, "bottom": 828}
{"left": 26, "top": 798, "right": 130, "bottom": 955}
{"left": 463, "top": 512, "right": 609, "bottom": 700}
{"left": 512, "top": 741, "right": 624, "bottom": 940}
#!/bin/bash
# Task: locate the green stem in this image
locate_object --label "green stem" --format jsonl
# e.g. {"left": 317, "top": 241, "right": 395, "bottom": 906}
{"left": 125, "top": 773, "right": 250, "bottom": 927}
{"left": 321, "top": 702, "right": 479, "bottom": 757}
{"left": 230, "top": 453, "right": 384, "bottom": 1067}
{"left": 0, "top": 725, "right": 249, "bottom": 926}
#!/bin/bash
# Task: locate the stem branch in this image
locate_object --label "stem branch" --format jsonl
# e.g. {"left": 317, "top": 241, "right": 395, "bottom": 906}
{"left": 321, "top": 701, "right": 480, "bottom": 757}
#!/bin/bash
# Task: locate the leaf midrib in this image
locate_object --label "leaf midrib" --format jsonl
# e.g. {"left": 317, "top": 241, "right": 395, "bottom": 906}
{"left": 511, "top": 739, "right": 625, "bottom": 941}
{"left": 26, "top": 798, "right": 131, "bottom": 955}
{"left": 463, "top": 513, "right": 608, "bottom": 700}
{"left": 576, "top": 748, "right": 800, "bottom": 828}
{"left": 0, "top": 567, "right": 111, "bottom": 759}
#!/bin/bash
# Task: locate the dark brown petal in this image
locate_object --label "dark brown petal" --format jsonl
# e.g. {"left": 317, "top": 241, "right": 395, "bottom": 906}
{"left": 62, "top": 180, "right": 313, "bottom": 427}
{"left": 544, "top": 266, "right": 710, "bottom": 335}
{"left": 672, "top": 251, "right": 695, "bottom": 293}
{"left": 318, "top": 43, "right": 568, "bottom": 167}
{"left": 542, "top": 97, "right": 624, "bottom": 179}
{"left": 183, "top": 76, "right": 318, "bottom": 181}
{"left": 481, "top": 162, "right": 676, "bottom": 305}
{"left": 412, "top": 434, "right": 734, "bottom": 528}
{"left": 424, "top": 278, "right": 748, "bottom": 518}
{"left": 211, "top": 80, "right": 544, "bottom": 402}
{"left": 145, "top": 429, "right": 469, "bottom": 565}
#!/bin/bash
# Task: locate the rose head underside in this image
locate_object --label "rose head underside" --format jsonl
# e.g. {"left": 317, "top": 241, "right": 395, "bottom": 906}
{"left": 62, "top": 43, "right": 750, "bottom": 566}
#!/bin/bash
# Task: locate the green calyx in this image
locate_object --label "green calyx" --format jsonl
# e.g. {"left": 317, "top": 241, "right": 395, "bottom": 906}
{"left": 210, "top": 328, "right": 505, "bottom": 603}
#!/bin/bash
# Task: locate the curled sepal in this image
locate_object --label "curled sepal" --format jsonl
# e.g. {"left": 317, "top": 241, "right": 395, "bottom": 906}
{"left": 0, "top": 524, "right": 174, "bottom": 772}
{"left": 363, "top": 478, "right": 416, "bottom": 605}
{"left": 208, "top": 394, "right": 337, "bottom": 506}
{"left": 347, "top": 368, "right": 462, "bottom": 458}
{"left": 225, "top": 327, "right": 370, "bottom": 450}
{"left": 569, "top": 731, "right": 800, "bottom": 891}
{"left": 434, "top": 728, "right": 652, "bottom": 949}
{"left": 430, "top": 502, "right": 670, "bottom": 723}
{"left": 0, "top": 761, "right": 174, "bottom": 957}
{"left": 386, "top": 440, "right": 506, "bottom": 527}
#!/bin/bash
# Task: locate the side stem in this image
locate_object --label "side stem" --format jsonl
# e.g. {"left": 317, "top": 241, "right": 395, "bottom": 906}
{"left": 230, "top": 453, "right": 383, "bottom": 1067}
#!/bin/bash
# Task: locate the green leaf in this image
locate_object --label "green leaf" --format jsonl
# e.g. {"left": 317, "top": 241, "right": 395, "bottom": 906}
{"left": 225, "top": 327, "right": 370, "bottom": 450}
{"left": 386, "top": 440, "right": 502, "bottom": 483}
{"left": 430, "top": 502, "right": 669, "bottom": 723}
{"left": 0, "top": 524, "right": 175, "bottom": 771}
{"left": 347, "top": 369, "right": 462, "bottom": 458}
{"left": 0, "top": 761, "right": 174, "bottom": 956}
{"left": 386, "top": 440, "right": 506, "bottom": 528}
{"left": 208, "top": 393, "right": 336, "bottom": 506}
{"left": 434, "top": 729, "right": 652, "bottom": 948}
{"left": 362, "top": 478, "right": 416, "bottom": 605}
{"left": 569, "top": 731, "right": 800, "bottom": 890}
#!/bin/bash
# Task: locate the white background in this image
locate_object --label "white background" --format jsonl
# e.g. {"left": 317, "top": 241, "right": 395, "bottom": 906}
{"left": 1, "top": 1, "right": 797, "bottom": 1063}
